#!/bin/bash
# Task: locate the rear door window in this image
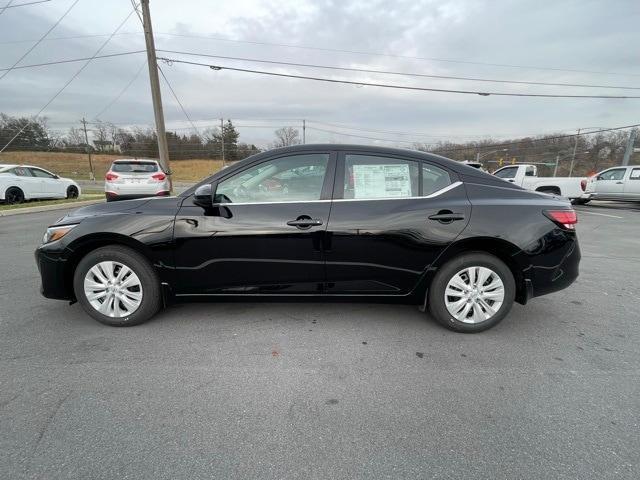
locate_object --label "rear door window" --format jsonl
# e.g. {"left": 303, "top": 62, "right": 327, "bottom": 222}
{"left": 111, "top": 162, "right": 159, "bottom": 173}
{"left": 629, "top": 168, "right": 640, "bottom": 180}
{"left": 343, "top": 154, "right": 419, "bottom": 199}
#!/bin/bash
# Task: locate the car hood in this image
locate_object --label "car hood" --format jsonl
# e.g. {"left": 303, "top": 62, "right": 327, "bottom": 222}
{"left": 56, "top": 197, "right": 181, "bottom": 225}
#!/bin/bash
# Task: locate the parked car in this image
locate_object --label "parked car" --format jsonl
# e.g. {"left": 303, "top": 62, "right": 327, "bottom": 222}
{"left": 0, "top": 164, "right": 80, "bottom": 204}
{"left": 36, "top": 145, "right": 580, "bottom": 333}
{"left": 104, "top": 159, "right": 171, "bottom": 201}
{"left": 583, "top": 165, "right": 640, "bottom": 201}
{"left": 493, "top": 164, "right": 589, "bottom": 204}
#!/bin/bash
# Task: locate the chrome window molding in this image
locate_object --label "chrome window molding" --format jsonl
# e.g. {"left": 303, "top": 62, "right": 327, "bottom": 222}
{"left": 210, "top": 181, "right": 462, "bottom": 207}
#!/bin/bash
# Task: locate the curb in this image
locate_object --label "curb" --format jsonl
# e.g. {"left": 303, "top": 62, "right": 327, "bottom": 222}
{"left": 0, "top": 199, "right": 104, "bottom": 217}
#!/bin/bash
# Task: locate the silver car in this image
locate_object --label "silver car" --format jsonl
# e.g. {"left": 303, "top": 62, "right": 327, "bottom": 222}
{"left": 104, "top": 159, "right": 171, "bottom": 201}
{"left": 584, "top": 165, "right": 640, "bottom": 202}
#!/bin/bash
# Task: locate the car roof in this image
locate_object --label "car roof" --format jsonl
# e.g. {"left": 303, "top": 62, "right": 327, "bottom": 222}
{"left": 244, "top": 143, "right": 479, "bottom": 175}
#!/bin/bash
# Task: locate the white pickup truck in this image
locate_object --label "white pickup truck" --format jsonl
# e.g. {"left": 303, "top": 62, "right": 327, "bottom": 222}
{"left": 493, "top": 164, "right": 589, "bottom": 204}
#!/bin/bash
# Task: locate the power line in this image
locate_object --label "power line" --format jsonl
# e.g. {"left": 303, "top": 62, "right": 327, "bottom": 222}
{"left": 0, "top": 5, "right": 139, "bottom": 152}
{"left": 156, "top": 49, "right": 640, "bottom": 91}
{"left": 0, "top": 0, "right": 14, "bottom": 15}
{"left": 436, "top": 124, "right": 640, "bottom": 153}
{"left": 3, "top": 30, "right": 640, "bottom": 80}
{"left": 153, "top": 32, "right": 640, "bottom": 79}
{"left": 157, "top": 57, "right": 640, "bottom": 99}
{"left": 0, "top": 50, "right": 145, "bottom": 71}
{"left": 158, "top": 65, "right": 200, "bottom": 135}
{"left": 1, "top": 0, "right": 51, "bottom": 9}
{"left": 0, "top": 0, "right": 80, "bottom": 81}
{"left": 93, "top": 59, "right": 147, "bottom": 120}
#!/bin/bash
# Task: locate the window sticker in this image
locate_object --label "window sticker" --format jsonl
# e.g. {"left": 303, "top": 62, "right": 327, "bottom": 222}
{"left": 353, "top": 164, "right": 411, "bottom": 198}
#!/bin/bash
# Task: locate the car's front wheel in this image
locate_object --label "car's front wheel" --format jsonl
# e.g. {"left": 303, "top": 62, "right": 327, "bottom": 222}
{"left": 66, "top": 185, "right": 79, "bottom": 199}
{"left": 73, "top": 245, "right": 162, "bottom": 326}
{"left": 428, "top": 252, "right": 515, "bottom": 333}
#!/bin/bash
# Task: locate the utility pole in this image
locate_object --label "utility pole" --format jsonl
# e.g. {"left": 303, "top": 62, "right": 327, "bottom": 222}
{"left": 553, "top": 154, "right": 560, "bottom": 177}
{"left": 568, "top": 128, "right": 581, "bottom": 177}
{"left": 621, "top": 129, "right": 637, "bottom": 166}
{"left": 81, "top": 117, "right": 95, "bottom": 181}
{"left": 302, "top": 119, "right": 306, "bottom": 144}
{"left": 220, "top": 118, "right": 225, "bottom": 165}
{"left": 140, "top": 0, "right": 170, "bottom": 177}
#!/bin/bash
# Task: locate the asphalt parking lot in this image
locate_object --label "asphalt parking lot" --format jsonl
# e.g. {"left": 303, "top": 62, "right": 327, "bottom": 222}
{"left": 1, "top": 202, "right": 639, "bottom": 479}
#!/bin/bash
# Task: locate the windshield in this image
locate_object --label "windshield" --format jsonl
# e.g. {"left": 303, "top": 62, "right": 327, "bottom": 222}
{"left": 111, "top": 161, "right": 159, "bottom": 173}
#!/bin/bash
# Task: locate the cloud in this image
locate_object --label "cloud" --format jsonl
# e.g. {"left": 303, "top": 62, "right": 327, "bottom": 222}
{"left": 0, "top": 0, "right": 638, "bottom": 148}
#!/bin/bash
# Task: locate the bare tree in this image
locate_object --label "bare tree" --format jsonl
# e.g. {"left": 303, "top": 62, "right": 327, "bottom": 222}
{"left": 66, "top": 126, "right": 85, "bottom": 146}
{"left": 272, "top": 127, "right": 300, "bottom": 148}
{"left": 93, "top": 120, "right": 110, "bottom": 151}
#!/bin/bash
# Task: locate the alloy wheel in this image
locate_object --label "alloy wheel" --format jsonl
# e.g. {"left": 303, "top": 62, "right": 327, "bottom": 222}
{"left": 83, "top": 261, "right": 143, "bottom": 317}
{"left": 444, "top": 266, "right": 505, "bottom": 324}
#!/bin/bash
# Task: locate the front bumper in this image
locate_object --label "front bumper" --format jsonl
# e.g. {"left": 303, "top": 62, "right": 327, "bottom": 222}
{"left": 35, "top": 247, "right": 72, "bottom": 300}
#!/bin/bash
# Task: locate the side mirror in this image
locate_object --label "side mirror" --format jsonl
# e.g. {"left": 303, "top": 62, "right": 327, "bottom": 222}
{"left": 193, "top": 183, "right": 214, "bottom": 208}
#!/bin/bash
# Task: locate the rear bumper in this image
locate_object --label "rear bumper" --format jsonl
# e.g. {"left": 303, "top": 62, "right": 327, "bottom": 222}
{"left": 35, "top": 247, "right": 72, "bottom": 300}
{"left": 527, "top": 234, "right": 581, "bottom": 299}
{"left": 106, "top": 191, "right": 170, "bottom": 201}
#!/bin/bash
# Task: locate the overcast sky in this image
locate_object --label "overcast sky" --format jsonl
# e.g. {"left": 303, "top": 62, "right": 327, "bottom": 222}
{"left": 0, "top": 0, "right": 638, "bottom": 148}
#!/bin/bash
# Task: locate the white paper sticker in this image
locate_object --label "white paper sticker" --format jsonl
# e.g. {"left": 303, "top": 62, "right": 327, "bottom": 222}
{"left": 352, "top": 164, "right": 412, "bottom": 198}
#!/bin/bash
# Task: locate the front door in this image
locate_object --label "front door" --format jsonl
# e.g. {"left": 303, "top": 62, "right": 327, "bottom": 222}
{"left": 29, "top": 167, "right": 61, "bottom": 197}
{"left": 173, "top": 152, "right": 335, "bottom": 295}
{"left": 325, "top": 152, "right": 470, "bottom": 295}
{"left": 594, "top": 168, "right": 627, "bottom": 199}
{"left": 623, "top": 167, "right": 640, "bottom": 200}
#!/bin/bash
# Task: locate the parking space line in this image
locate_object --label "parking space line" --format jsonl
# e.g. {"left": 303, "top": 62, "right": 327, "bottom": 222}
{"left": 576, "top": 210, "right": 623, "bottom": 219}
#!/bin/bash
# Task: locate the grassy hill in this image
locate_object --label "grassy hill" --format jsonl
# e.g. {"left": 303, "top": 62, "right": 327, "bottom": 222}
{"left": 0, "top": 151, "right": 225, "bottom": 182}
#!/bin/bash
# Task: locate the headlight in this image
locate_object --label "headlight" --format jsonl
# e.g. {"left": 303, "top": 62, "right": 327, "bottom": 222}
{"left": 42, "top": 224, "right": 77, "bottom": 244}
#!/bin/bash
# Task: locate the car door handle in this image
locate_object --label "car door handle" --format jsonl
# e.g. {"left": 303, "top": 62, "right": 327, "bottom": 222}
{"left": 286, "top": 218, "right": 323, "bottom": 228}
{"left": 616, "top": 181, "right": 624, "bottom": 184}
{"left": 428, "top": 212, "right": 465, "bottom": 223}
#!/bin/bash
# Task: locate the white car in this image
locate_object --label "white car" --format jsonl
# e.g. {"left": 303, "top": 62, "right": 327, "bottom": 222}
{"left": 104, "top": 159, "right": 171, "bottom": 201}
{"left": 584, "top": 165, "right": 640, "bottom": 201}
{"left": 493, "top": 164, "right": 589, "bottom": 204}
{"left": 0, "top": 164, "right": 80, "bottom": 204}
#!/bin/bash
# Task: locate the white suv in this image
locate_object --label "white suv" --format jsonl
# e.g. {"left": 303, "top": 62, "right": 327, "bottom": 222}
{"left": 104, "top": 159, "right": 171, "bottom": 202}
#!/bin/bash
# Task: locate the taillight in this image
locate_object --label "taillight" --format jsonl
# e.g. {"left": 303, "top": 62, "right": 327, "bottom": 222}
{"left": 580, "top": 179, "right": 587, "bottom": 191}
{"left": 544, "top": 209, "right": 578, "bottom": 230}
{"left": 105, "top": 172, "right": 118, "bottom": 181}
{"left": 151, "top": 173, "right": 166, "bottom": 181}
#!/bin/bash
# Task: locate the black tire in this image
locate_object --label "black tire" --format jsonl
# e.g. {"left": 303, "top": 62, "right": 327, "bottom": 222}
{"left": 72, "top": 245, "right": 162, "bottom": 327}
{"left": 571, "top": 198, "right": 590, "bottom": 205}
{"left": 537, "top": 187, "right": 561, "bottom": 196}
{"left": 428, "top": 252, "right": 516, "bottom": 333}
{"left": 66, "top": 185, "right": 79, "bottom": 199}
{"left": 5, "top": 187, "right": 24, "bottom": 205}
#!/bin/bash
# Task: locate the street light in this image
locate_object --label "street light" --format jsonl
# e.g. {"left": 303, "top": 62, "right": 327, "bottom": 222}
{"left": 552, "top": 151, "right": 590, "bottom": 177}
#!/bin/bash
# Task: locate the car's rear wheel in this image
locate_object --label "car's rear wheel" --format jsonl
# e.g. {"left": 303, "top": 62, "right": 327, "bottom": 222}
{"left": 5, "top": 187, "right": 24, "bottom": 205}
{"left": 73, "top": 245, "right": 162, "bottom": 326}
{"left": 66, "top": 185, "right": 79, "bottom": 199}
{"left": 571, "top": 198, "right": 590, "bottom": 205}
{"left": 428, "top": 252, "right": 515, "bottom": 333}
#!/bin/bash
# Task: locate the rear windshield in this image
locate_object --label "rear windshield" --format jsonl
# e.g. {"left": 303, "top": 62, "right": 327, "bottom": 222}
{"left": 111, "top": 161, "right": 158, "bottom": 173}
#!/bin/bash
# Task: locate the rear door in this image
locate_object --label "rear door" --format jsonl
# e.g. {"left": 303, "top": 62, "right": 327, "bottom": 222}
{"left": 12, "top": 167, "right": 42, "bottom": 197}
{"left": 324, "top": 152, "right": 470, "bottom": 295}
{"left": 173, "top": 151, "right": 335, "bottom": 295}
{"left": 593, "top": 168, "right": 627, "bottom": 199}
{"left": 624, "top": 167, "right": 640, "bottom": 199}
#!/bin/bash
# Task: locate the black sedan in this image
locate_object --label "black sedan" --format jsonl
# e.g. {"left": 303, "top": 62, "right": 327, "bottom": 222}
{"left": 35, "top": 144, "right": 580, "bottom": 332}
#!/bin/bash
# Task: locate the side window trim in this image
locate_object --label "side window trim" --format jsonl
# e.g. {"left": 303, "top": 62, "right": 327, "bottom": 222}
{"left": 333, "top": 151, "right": 456, "bottom": 201}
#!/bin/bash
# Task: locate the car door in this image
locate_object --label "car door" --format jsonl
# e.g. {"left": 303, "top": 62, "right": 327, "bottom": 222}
{"left": 29, "top": 168, "right": 62, "bottom": 197}
{"left": 622, "top": 167, "right": 640, "bottom": 200}
{"left": 593, "top": 168, "right": 627, "bottom": 199}
{"left": 324, "top": 152, "right": 470, "bottom": 295}
{"left": 172, "top": 152, "right": 335, "bottom": 295}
